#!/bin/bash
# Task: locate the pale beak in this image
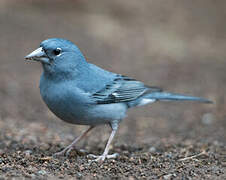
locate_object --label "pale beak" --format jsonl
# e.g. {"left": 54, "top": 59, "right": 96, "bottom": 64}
{"left": 25, "top": 47, "right": 50, "bottom": 64}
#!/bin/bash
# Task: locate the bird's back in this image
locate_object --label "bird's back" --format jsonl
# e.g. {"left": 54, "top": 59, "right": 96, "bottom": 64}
{"left": 72, "top": 62, "right": 117, "bottom": 94}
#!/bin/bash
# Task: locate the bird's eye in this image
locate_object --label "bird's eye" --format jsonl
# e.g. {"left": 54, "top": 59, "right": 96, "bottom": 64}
{"left": 53, "top": 48, "right": 61, "bottom": 56}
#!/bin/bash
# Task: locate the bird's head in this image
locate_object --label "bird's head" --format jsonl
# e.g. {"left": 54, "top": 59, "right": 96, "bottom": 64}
{"left": 25, "top": 38, "right": 86, "bottom": 77}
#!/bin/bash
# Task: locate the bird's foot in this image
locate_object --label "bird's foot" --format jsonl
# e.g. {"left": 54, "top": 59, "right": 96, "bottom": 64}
{"left": 87, "top": 153, "right": 119, "bottom": 162}
{"left": 53, "top": 147, "right": 74, "bottom": 157}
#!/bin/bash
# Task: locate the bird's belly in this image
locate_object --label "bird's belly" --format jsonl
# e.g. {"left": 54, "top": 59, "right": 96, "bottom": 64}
{"left": 44, "top": 96, "right": 127, "bottom": 126}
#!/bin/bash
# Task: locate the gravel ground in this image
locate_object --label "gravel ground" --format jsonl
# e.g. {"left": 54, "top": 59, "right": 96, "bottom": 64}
{"left": 0, "top": 0, "right": 226, "bottom": 179}
{"left": 0, "top": 118, "right": 225, "bottom": 179}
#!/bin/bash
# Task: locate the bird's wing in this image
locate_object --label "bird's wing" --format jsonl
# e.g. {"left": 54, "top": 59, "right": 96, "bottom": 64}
{"left": 91, "top": 75, "right": 162, "bottom": 104}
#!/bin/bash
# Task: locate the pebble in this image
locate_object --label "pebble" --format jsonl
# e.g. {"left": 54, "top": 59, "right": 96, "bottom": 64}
{"left": 77, "top": 172, "right": 83, "bottom": 178}
{"left": 163, "top": 173, "right": 176, "bottom": 179}
{"left": 77, "top": 149, "right": 88, "bottom": 156}
{"left": 38, "top": 170, "right": 47, "bottom": 175}
{"left": 24, "top": 150, "right": 32, "bottom": 157}
{"left": 202, "top": 113, "right": 214, "bottom": 125}
{"left": 148, "top": 147, "right": 156, "bottom": 153}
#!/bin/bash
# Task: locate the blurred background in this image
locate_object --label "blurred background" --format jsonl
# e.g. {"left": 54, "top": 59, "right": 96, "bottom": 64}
{"left": 0, "top": 0, "right": 225, "bottom": 150}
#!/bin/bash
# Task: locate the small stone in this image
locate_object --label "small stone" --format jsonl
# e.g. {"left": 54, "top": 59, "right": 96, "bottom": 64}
{"left": 77, "top": 172, "right": 83, "bottom": 178}
{"left": 30, "top": 174, "right": 36, "bottom": 178}
{"left": 38, "top": 170, "right": 47, "bottom": 175}
{"left": 128, "top": 176, "right": 135, "bottom": 180}
{"left": 40, "top": 156, "right": 52, "bottom": 161}
{"left": 202, "top": 113, "right": 214, "bottom": 125}
{"left": 122, "top": 150, "right": 130, "bottom": 156}
{"left": 77, "top": 149, "right": 88, "bottom": 156}
{"left": 148, "top": 147, "right": 156, "bottom": 153}
{"left": 221, "top": 162, "right": 226, "bottom": 167}
{"left": 79, "top": 165, "right": 85, "bottom": 171}
{"left": 163, "top": 173, "right": 176, "bottom": 180}
{"left": 24, "top": 150, "right": 32, "bottom": 157}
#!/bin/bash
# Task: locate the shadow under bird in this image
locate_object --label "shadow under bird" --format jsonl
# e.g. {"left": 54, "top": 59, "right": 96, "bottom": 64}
{"left": 25, "top": 38, "right": 212, "bottom": 162}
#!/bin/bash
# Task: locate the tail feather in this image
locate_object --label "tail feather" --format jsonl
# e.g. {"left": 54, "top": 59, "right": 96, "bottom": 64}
{"left": 145, "top": 92, "right": 212, "bottom": 104}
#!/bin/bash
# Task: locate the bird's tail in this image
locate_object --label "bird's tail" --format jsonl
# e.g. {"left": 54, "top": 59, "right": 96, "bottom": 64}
{"left": 145, "top": 92, "right": 212, "bottom": 103}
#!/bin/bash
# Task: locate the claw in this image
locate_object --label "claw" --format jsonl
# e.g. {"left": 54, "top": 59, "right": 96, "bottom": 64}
{"left": 65, "top": 147, "right": 73, "bottom": 156}
{"left": 53, "top": 147, "right": 73, "bottom": 157}
{"left": 53, "top": 150, "right": 66, "bottom": 157}
{"left": 87, "top": 153, "right": 119, "bottom": 162}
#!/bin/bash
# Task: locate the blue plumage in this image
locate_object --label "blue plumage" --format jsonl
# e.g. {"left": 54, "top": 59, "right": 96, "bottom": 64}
{"left": 25, "top": 38, "right": 212, "bottom": 162}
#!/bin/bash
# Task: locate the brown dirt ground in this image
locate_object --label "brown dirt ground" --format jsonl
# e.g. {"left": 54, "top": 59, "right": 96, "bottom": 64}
{"left": 0, "top": 0, "right": 226, "bottom": 179}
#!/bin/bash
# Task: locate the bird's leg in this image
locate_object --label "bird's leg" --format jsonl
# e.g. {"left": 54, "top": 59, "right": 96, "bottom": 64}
{"left": 88, "top": 125, "right": 118, "bottom": 162}
{"left": 53, "top": 126, "right": 94, "bottom": 157}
